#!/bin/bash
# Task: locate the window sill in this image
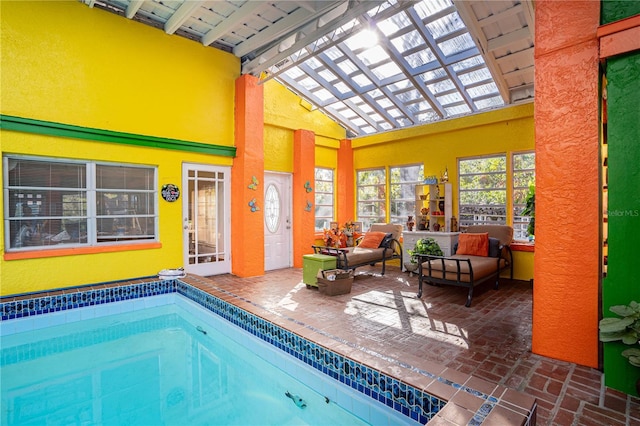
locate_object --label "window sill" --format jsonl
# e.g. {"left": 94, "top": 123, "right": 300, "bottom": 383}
{"left": 511, "top": 242, "right": 534, "bottom": 252}
{"left": 4, "top": 242, "right": 162, "bottom": 260}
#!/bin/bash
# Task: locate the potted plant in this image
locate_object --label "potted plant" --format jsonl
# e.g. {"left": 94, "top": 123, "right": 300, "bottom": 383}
{"left": 405, "top": 238, "right": 443, "bottom": 275}
{"left": 521, "top": 184, "right": 535, "bottom": 240}
{"left": 599, "top": 301, "right": 640, "bottom": 393}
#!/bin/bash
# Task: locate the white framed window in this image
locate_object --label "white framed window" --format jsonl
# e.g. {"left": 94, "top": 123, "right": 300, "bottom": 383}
{"left": 314, "top": 168, "right": 334, "bottom": 231}
{"left": 458, "top": 155, "right": 507, "bottom": 227}
{"left": 4, "top": 155, "right": 157, "bottom": 251}
{"left": 512, "top": 152, "right": 535, "bottom": 241}
{"left": 390, "top": 164, "right": 424, "bottom": 228}
{"left": 357, "top": 168, "right": 386, "bottom": 229}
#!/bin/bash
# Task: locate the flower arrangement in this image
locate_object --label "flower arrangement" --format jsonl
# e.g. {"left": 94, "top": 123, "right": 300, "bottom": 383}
{"left": 323, "top": 221, "right": 359, "bottom": 248}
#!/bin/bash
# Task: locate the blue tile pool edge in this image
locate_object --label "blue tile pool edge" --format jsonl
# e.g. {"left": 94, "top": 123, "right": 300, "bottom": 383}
{"left": 0, "top": 278, "right": 535, "bottom": 425}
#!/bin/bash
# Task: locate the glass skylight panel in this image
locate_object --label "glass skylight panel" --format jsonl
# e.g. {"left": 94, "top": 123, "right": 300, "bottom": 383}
{"left": 283, "top": 66, "right": 305, "bottom": 79}
{"left": 359, "top": 103, "right": 375, "bottom": 114}
{"left": 405, "top": 49, "right": 436, "bottom": 68}
{"left": 417, "top": 111, "right": 440, "bottom": 122}
{"left": 414, "top": 0, "right": 453, "bottom": 20}
{"left": 474, "top": 96, "right": 504, "bottom": 109}
{"left": 357, "top": 45, "right": 390, "bottom": 67}
{"left": 395, "top": 89, "right": 421, "bottom": 104}
{"left": 298, "top": 76, "right": 320, "bottom": 91}
{"left": 337, "top": 58, "right": 358, "bottom": 75}
{"left": 352, "top": 117, "right": 368, "bottom": 127}
{"left": 352, "top": 73, "right": 373, "bottom": 88}
{"left": 370, "top": 113, "right": 384, "bottom": 122}
{"left": 388, "top": 78, "right": 413, "bottom": 92}
{"left": 305, "top": 56, "right": 323, "bottom": 70}
{"left": 427, "top": 79, "right": 455, "bottom": 94}
{"left": 458, "top": 68, "right": 493, "bottom": 85}
{"left": 451, "top": 55, "right": 486, "bottom": 72}
{"left": 371, "top": 61, "right": 402, "bottom": 80}
{"left": 314, "top": 88, "right": 335, "bottom": 102}
{"left": 318, "top": 69, "right": 338, "bottom": 82}
{"left": 419, "top": 68, "right": 448, "bottom": 83}
{"left": 389, "top": 108, "right": 403, "bottom": 118}
{"left": 390, "top": 30, "right": 425, "bottom": 54}
{"left": 436, "top": 92, "right": 463, "bottom": 105}
{"left": 361, "top": 125, "right": 376, "bottom": 134}
{"left": 445, "top": 105, "right": 471, "bottom": 116}
{"left": 334, "top": 81, "right": 351, "bottom": 94}
{"left": 425, "top": 12, "right": 465, "bottom": 39}
{"left": 380, "top": 122, "right": 393, "bottom": 130}
{"left": 325, "top": 46, "right": 344, "bottom": 61}
{"left": 438, "top": 33, "right": 475, "bottom": 57}
{"left": 378, "top": 12, "right": 412, "bottom": 37}
{"left": 467, "top": 82, "right": 499, "bottom": 98}
{"left": 375, "top": 97, "right": 394, "bottom": 109}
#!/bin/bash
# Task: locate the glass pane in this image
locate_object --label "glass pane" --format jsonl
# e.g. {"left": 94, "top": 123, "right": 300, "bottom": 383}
{"left": 8, "top": 159, "right": 86, "bottom": 188}
{"left": 96, "top": 165, "right": 154, "bottom": 190}
{"left": 265, "top": 184, "right": 280, "bottom": 233}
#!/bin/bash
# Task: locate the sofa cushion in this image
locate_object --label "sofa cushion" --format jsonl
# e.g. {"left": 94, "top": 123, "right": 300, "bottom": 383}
{"left": 488, "top": 237, "right": 501, "bottom": 258}
{"left": 422, "top": 255, "right": 506, "bottom": 283}
{"left": 358, "top": 231, "right": 387, "bottom": 248}
{"left": 456, "top": 233, "right": 489, "bottom": 256}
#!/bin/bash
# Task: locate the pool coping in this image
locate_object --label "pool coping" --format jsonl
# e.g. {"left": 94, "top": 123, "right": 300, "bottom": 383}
{"left": 0, "top": 275, "right": 537, "bottom": 425}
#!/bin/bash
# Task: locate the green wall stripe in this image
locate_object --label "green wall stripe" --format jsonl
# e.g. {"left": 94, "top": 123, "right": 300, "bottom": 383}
{"left": 0, "top": 115, "right": 236, "bottom": 157}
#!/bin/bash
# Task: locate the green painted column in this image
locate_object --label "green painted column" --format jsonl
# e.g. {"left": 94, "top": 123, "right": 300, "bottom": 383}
{"left": 602, "top": 34, "right": 640, "bottom": 398}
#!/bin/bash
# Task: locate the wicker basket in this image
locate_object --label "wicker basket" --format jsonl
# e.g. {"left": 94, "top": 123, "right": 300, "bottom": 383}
{"left": 316, "top": 269, "right": 353, "bottom": 296}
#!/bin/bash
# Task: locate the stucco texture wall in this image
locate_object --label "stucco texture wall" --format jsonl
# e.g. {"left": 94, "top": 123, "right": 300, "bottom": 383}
{"left": 1, "top": 1, "right": 238, "bottom": 295}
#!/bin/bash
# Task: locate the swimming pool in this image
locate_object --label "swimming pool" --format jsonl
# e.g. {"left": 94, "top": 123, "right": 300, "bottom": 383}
{"left": 1, "top": 279, "right": 445, "bottom": 424}
{"left": 2, "top": 298, "right": 385, "bottom": 425}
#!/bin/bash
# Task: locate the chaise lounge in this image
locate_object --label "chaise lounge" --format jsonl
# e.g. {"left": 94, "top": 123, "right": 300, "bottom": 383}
{"left": 416, "top": 225, "right": 513, "bottom": 307}
{"left": 312, "top": 223, "right": 403, "bottom": 275}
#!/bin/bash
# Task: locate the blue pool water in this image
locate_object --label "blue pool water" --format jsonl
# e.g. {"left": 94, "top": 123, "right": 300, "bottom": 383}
{"left": 1, "top": 294, "right": 414, "bottom": 425}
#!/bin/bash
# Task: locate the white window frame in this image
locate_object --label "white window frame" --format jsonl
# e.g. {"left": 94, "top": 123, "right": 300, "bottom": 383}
{"left": 4, "top": 155, "right": 158, "bottom": 251}
{"left": 356, "top": 168, "right": 386, "bottom": 230}
{"left": 390, "top": 164, "right": 424, "bottom": 229}
{"left": 458, "top": 154, "right": 507, "bottom": 227}
{"left": 314, "top": 167, "right": 334, "bottom": 232}
{"left": 512, "top": 151, "right": 535, "bottom": 241}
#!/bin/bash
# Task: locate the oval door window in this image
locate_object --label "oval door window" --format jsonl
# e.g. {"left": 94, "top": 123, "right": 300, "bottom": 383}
{"left": 265, "top": 184, "right": 280, "bottom": 233}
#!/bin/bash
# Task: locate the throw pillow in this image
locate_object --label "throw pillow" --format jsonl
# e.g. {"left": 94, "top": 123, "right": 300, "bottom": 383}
{"left": 456, "top": 233, "right": 489, "bottom": 256}
{"left": 358, "top": 231, "right": 387, "bottom": 249}
{"left": 488, "top": 237, "right": 501, "bottom": 257}
{"left": 379, "top": 233, "right": 394, "bottom": 248}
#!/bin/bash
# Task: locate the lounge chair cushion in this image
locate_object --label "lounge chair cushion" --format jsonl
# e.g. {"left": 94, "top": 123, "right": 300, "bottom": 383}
{"left": 421, "top": 255, "right": 507, "bottom": 283}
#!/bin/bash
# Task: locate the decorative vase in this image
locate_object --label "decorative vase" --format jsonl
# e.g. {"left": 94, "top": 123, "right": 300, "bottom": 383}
{"left": 404, "top": 262, "right": 418, "bottom": 277}
{"left": 407, "top": 215, "right": 415, "bottom": 231}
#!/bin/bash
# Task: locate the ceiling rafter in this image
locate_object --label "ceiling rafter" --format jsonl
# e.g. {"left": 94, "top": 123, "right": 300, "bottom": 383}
{"left": 202, "top": 2, "right": 271, "bottom": 47}
{"left": 125, "top": 0, "right": 143, "bottom": 19}
{"left": 165, "top": 1, "right": 202, "bottom": 35}
{"left": 453, "top": 0, "right": 512, "bottom": 103}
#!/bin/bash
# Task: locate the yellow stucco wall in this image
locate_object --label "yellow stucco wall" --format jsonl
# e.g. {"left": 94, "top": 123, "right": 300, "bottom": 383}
{"left": 1, "top": 1, "right": 238, "bottom": 295}
{"left": 263, "top": 80, "right": 344, "bottom": 173}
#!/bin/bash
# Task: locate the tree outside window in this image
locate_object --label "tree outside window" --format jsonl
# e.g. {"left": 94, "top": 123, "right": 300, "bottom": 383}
{"left": 390, "top": 164, "right": 424, "bottom": 229}
{"left": 512, "top": 152, "right": 535, "bottom": 241}
{"left": 458, "top": 155, "right": 507, "bottom": 227}
{"left": 357, "top": 168, "right": 386, "bottom": 230}
{"left": 314, "top": 168, "right": 334, "bottom": 231}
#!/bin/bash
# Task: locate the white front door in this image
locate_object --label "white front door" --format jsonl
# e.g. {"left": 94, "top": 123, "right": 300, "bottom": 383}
{"left": 264, "top": 172, "right": 292, "bottom": 271}
{"left": 182, "top": 163, "right": 231, "bottom": 276}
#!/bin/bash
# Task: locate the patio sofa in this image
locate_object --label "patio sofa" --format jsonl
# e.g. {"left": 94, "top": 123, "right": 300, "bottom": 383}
{"left": 416, "top": 225, "right": 513, "bottom": 307}
{"left": 312, "top": 223, "right": 403, "bottom": 275}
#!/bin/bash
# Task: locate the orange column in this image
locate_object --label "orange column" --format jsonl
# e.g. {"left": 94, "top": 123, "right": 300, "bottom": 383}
{"left": 292, "top": 129, "right": 316, "bottom": 268}
{"left": 231, "top": 74, "right": 265, "bottom": 277}
{"left": 337, "top": 139, "right": 355, "bottom": 225}
{"left": 533, "top": 0, "right": 600, "bottom": 367}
